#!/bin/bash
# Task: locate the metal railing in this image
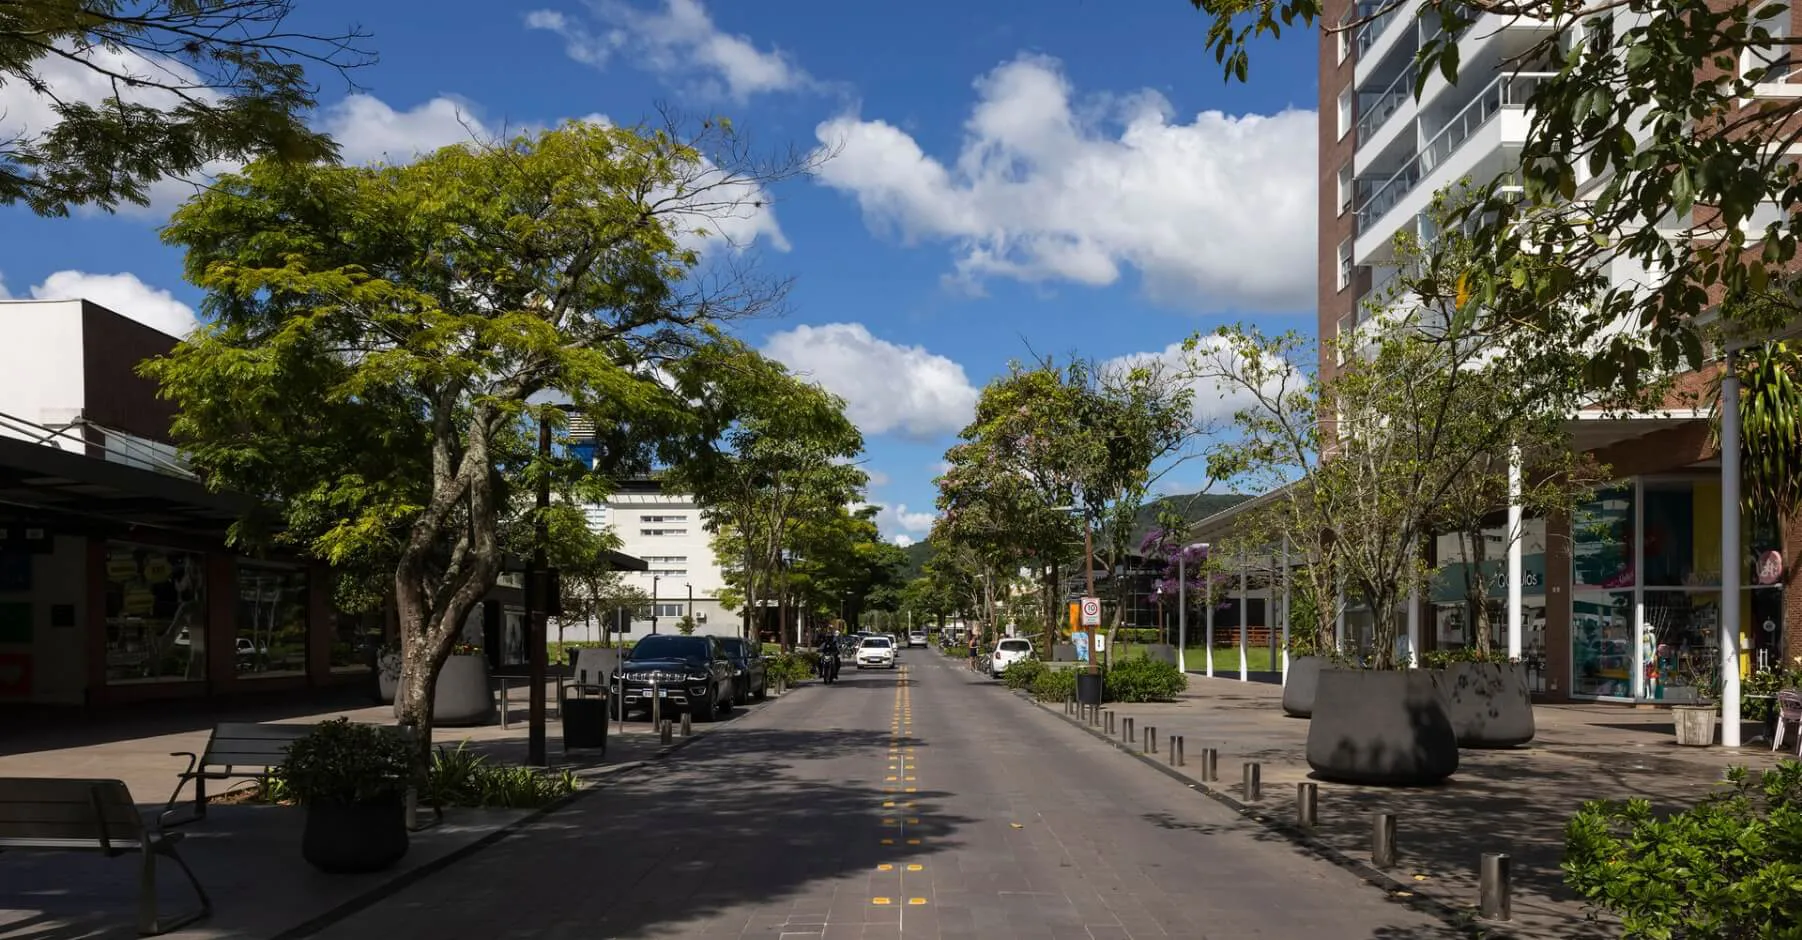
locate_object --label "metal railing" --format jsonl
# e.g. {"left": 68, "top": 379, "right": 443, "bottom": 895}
{"left": 1357, "top": 65, "right": 1417, "bottom": 145}
{"left": 0, "top": 411, "right": 196, "bottom": 479}
{"left": 1354, "top": 1, "right": 1404, "bottom": 57}
{"left": 1355, "top": 73, "right": 1552, "bottom": 232}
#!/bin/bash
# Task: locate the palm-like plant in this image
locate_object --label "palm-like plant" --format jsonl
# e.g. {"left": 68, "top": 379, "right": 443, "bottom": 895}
{"left": 1712, "top": 340, "right": 1802, "bottom": 656}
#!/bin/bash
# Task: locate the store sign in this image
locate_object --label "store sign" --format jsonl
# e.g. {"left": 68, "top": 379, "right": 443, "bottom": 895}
{"left": 0, "top": 525, "right": 53, "bottom": 555}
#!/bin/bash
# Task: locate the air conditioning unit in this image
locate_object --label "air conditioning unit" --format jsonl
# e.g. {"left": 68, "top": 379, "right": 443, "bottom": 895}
{"left": 697, "top": 612, "right": 707, "bottom": 622}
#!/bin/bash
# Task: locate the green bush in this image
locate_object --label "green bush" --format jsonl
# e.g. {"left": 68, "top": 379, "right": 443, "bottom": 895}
{"left": 1104, "top": 655, "right": 1187, "bottom": 703}
{"left": 279, "top": 718, "right": 417, "bottom": 805}
{"left": 941, "top": 644, "right": 971, "bottom": 658}
{"left": 1420, "top": 647, "right": 1513, "bottom": 669}
{"left": 1563, "top": 761, "right": 1802, "bottom": 937}
{"left": 766, "top": 650, "right": 820, "bottom": 684}
{"left": 1115, "top": 628, "right": 1164, "bottom": 645}
{"left": 419, "top": 742, "right": 579, "bottom": 809}
{"left": 1000, "top": 658, "right": 1048, "bottom": 690}
{"left": 1029, "top": 666, "right": 1079, "bottom": 702}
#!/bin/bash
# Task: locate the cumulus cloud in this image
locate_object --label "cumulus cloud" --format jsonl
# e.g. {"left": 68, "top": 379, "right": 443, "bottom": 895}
{"left": 1108, "top": 333, "right": 1297, "bottom": 427}
{"left": 892, "top": 534, "right": 915, "bottom": 548}
{"left": 811, "top": 54, "right": 1318, "bottom": 311}
{"left": 763, "top": 323, "right": 978, "bottom": 439}
{"left": 5, "top": 271, "right": 201, "bottom": 338}
{"left": 321, "top": 94, "right": 493, "bottom": 166}
{"left": 526, "top": 0, "right": 813, "bottom": 102}
{"left": 875, "top": 502, "right": 936, "bottom": 536}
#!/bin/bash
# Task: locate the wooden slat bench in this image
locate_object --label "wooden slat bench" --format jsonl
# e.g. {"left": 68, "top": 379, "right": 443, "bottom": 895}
{"left": 0, "top": 777, "right": 211, "bottom": 936}
{"left": 161, "top": 722, "right": 313, "bottom": 828}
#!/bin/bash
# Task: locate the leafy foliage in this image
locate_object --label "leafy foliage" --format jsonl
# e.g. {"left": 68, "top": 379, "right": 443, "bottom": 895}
{"left": 278, "top": 718, "right": 417, "bottom": 806}
{"left": 1001, "top": 657, "right": 1048, "bottom": 691}
{"left": 1563, "top": 762, "right": 1802, "bottom": 938}
{"left": 418, "top": 743, "right": 579, "bottom": 809}
{"left": 1104, "top": 655, "right": 1188, "bottom": 703}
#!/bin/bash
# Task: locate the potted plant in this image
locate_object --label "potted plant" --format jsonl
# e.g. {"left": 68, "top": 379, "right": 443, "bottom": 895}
{"left": 375, "top": 644, "right": 402, "bottom": 704}
{"left": 1669, "top": 661, "right": 1721, "bottom": 747}
{"left": 390, "top": 641, "right": 494, "bottom": 726}
{"left": 280, "top": 718, "right": 417, "bottom": 873}
{"left": 1423, "top": 647, "right": 1537, "bottom": 748}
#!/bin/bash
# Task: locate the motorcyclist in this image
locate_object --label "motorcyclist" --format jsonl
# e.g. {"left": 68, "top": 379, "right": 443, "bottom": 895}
{"left": 815, "top": 631, "right": 842, "bottom": 682}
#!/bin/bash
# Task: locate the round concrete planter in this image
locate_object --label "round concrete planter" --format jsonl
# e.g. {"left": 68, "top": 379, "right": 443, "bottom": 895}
{"left": 1430, "top": 661, "right": 1536, "bottom": 748}
{"left": 1672, "top": 704, "right": 1718, "bottom": 747}
{"left": 391, "top": 654, "right": 494, "bottom": 726}
{"left": 1281, "top": 656, "right": 1326, "bottom": 717}
{"left": 375, "top": 651, "right": 401, "bottom": 704}
{"left": 302, "top": 798, "right": 409, "bottom": 874}
{"left": 1306, "top": 669, "right": 1459, "bottom": 786}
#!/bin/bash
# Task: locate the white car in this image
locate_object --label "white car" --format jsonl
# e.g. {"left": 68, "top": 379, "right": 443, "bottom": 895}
{"left": 856, "top": 636, "right": 897, "bottom": 669}
{"left": 907, "top": 631, "right": 928, "bottom": 648}
{"left": 990, "top": 638, "right": 1034, "bottom": 677}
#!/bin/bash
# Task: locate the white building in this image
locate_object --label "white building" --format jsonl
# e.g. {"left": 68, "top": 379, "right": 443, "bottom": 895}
{"left": 575, "top": 479, "right": 738, "bottom": 640}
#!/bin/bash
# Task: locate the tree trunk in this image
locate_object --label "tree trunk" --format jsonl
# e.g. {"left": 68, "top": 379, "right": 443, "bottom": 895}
{"left": 1460, "top": 526, "right": 1491, "bottom": 655}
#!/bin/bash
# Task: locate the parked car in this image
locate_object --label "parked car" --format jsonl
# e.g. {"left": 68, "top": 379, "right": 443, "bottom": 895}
{"left": 716, "top": 636, "right": 767, "bottom": 705}
{"left": 907, "top": 631, "right": 928, "bottom": 648}
{"left": 991, "top": 637, "right": 1034, "bottom": 678}
{"left": 856, "top": 635, "right": 897, "bottom": 669}
{"left": 614, "top": 635, "right": 734, "bottom": 721}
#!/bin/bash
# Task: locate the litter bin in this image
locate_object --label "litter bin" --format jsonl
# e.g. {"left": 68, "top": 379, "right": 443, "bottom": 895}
{"left": 562, "top": 684, "right": 610, "bottom": 752}
{"left": 1076, "top": 670, "right": 1103, "bottom": 707}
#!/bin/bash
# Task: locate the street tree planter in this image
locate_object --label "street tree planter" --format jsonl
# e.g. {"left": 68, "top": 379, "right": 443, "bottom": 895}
{"left": 1430, "top": 661, "right": 1537, "bottom": 748}
{"left": 302, "top": 797, "right": 409, "bottom": 873}
{"left": 391, "top": 653, "right": 494, "bottom": 726}
{"left": 375, "top": 650, "right": 401, "bottom": 704}
{"left": 1671, "top": 704, "right": 1719, "bottom": 747}
{"left": 1281, "top": 656, "right": 1326, "bottom": 718}
{"left": 1305, "top": 669, "right": 1460, "bottom": 786}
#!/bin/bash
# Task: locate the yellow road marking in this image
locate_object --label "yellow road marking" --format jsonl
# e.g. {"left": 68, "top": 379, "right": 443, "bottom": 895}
{"left": 876, "top": 864, "right": 894, "bottom": 871}
{"left": 872, "top": 897, "right": 891, "bottom": 905}
{"left": 880, "top": 838, "right": 894, "bottom": 845}
{"left": 906, "top": 864, "right": 924, "bottom": 871}
{"left": 906, "top": 838, "right": 923, "bottom": 845}
{"left": 908, "top": 898, "right": 928, "bottom": 906}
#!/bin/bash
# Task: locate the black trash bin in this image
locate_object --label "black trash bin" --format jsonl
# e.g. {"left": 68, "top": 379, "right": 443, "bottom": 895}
{"left": 1076, "top": 671, "right": 1103, "bottom": 707}
{"left": 562, "top": 684, "right": 610, "bottom": 752}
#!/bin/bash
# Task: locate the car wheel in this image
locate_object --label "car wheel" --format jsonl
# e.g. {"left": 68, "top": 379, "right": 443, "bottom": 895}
{"left": 754, "top": 679, "right": 768, "bottom": 701}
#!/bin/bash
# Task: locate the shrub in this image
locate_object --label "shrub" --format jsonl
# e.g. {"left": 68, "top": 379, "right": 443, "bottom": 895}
{"left": 766, "top": 650, "right": 820, "bottom": 684}
{"left": 1564, "top": 761, "right": 1802, "bottom": 937}
{"left": 419, "top": 742, "right": 579, "bottom": 809}
{"left": 1029, "top": 666, "right": 1079, "bottom": 703}
{"left": 1001, "top": 658, "right": 1048, "bottom": 690}
{"left": 1104, "top": 656, "right": 1187, "bottom": 703}
{"left": 279, "top": 718, "right": 418, "bottom": 806}
{"left": 1420, "top": 647, "right": 1513, "bottom": 669}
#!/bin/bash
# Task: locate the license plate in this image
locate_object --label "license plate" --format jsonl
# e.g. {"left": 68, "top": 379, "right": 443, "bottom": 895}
{"left": 658, "top": 688, "right": 668, "bottom": 697}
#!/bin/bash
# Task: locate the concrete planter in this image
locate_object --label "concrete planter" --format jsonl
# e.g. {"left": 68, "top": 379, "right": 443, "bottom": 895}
{"left": 1281, "top": 656, "right": 1326, "bottom": 718}
{"left": 391, "top": 654, "right": 494, "bottom": 726}
{"left": 375, "top": 651, "right": 401, "bottom": 704}
{"left": 1430, "top": 661, "right": 1537, "bottom": 748}
{"left": 1672, "top": 704, "right": 1719, "bottom": 747}
{"left": 1141, "top": 643, "right": 1178, "bottom": 666}
{"left": 1306, "top": 669, "right": 1459, "bottom": 786}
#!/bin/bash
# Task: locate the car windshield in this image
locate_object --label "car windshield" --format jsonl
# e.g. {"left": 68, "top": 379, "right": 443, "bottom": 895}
{"left": 717, "top": 638, "right": 747, "bottom": 658}
{"left": 629, "top": 636, "right": 709, "bottom": 662}
{"left": 998, "top": 640, "right": 1031, "bottom": 652}
{"left": 863, "top": 637, "right": 892, "bottom": 649}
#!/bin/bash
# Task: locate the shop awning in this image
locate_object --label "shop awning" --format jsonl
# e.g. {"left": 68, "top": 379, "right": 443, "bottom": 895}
{"left": 0, "top": 435, "right": 249, "bottom": 537}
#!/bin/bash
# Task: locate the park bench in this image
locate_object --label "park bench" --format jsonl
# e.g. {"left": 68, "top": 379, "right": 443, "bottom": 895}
{"left": 160, "top": 722, "right": 313, "bottom": 828}
{"left": 0, "top": 777, "right": 212, "bottom": 936}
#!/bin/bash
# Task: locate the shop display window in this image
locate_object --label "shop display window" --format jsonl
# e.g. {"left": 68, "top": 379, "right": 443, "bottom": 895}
{"left": 104, "top": 544, "right": 206, "bottom": 684}
{"left": 1571, "top": 591, "right": 1634, "bottom": 698}
{"left": 236, "top": 565, "right": 308, "bottom": 678}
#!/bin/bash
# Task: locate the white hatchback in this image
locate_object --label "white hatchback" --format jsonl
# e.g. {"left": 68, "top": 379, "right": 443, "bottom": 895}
{"left": 856, "top": 636, "right": 896, "bottom": 669}
{"left": 990, "top": 638, "right": 1034, "bottom": 677}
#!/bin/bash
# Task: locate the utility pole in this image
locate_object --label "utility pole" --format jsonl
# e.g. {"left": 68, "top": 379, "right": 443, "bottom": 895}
{"left": 651, "top": 574, "right": 661, "bottom": 634}
{"left": 526, "top": 413, "right": 551, "bottom": 767}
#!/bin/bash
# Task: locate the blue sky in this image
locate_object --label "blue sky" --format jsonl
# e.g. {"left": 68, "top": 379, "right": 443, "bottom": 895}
{"left": 0, "top": 0, "right": 1320, "bottom": 544}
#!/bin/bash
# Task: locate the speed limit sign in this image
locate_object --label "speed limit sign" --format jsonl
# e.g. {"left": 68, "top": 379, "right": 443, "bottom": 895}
{"left": 1079, "top": 597, "right": 1101, "bottom": 626}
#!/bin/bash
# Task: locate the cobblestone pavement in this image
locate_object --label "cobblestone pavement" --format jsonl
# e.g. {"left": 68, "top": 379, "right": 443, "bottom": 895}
{"left": 306, "top": 652, "right": 1453, "bottom": 939}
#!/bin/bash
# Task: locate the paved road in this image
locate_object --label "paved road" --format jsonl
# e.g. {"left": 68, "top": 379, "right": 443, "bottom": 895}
{"left": 309, "top": 652, "right": 1458, "bottom": 939}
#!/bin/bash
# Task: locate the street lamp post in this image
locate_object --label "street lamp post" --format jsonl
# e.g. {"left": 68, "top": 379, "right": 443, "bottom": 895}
{"left": 651, "top": 574, "right": 661, "bottom": 634}
{"left": 686, "top": 582, "right": 693, "bottom": 631}
{"left": 526, "top": 410, "right": 552, "bottom": 767}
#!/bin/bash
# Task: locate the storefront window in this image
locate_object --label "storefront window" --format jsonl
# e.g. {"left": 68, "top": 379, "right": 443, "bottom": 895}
{"left": 1643, "top": 590, "right": 1719, "bottom": 701}
{"left": 104, "top": 544, "right": 206, "bottom": 684}
{"left": 1571, "top": 591, "right": 1634, "bottom": 698}
{"left": 236, "top": 565, "right": 308, "bottom": 678}
{"left": 1429, "top": 519, "right": 1546, "bottom": 655}
{"left": 1573, "top": 487, "right": 1634, "bottom": 589}
{"left": 330, "top": 609, "right": 377, "bottom": 673}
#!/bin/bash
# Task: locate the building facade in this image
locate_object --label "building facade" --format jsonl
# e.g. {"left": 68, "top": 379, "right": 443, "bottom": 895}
{"left": 577, "top": 479, "right": 738, "bottom": 640}
{"left": 1307, "top": 1, "right": 1801, "bottom": 719}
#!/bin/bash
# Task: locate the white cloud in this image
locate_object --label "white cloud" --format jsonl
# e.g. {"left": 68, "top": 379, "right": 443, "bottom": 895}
{"left": 1109, "top": 333, "right": 1296, "bottom": 427}
{"left": 875, "top": 502, "right": 936, "bottom": 536}
{"left": 14, "top": 271, "right": 200, "bottom": 338}
{"left": 763, "top": 323, "right": 978, "bottom": 439}
{"left": 322, "top": 95, "right": 493, "bottom": 166}
{"left": 811, "top": 54, "right": 1318, "bottom": 311}
{"left": 526, "top": 0, "right": 813, "bottom": 102}
{"left": 892, "top": 534, "right": 916, "bottom": 548}
{"left": 866, "top": 468, "right": 892, "bottom": 488}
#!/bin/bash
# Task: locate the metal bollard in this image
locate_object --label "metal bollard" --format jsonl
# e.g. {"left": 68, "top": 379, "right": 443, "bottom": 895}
{"left": 1065, "top": 694, "right": 1074, "bottom": 715}
{"left": 1296, "top": 783, "right": 1318, "bottom": 828}
{"left": 1167, "top": 736, "right": 1176, "bottom": 765}
{"left": 650, "top": 682, "right": 661, "bottom": 729}
{"left": 1106, "top": 711, "right": 1116, "bottom": 735}
{"left": 1480, "top": 853, "right": 1512, "bottom": 921}
{"left": 1242, "top": 762, "right": 1261, "bottom": 801}
{"left": 680, "top": 711, "right": 692, "bottom": 738}
{"left": 1122, "top": 717, "right": 1134, "bottom": 743}
{"left": 659, "top": 719, "right": 673, "bottom": 745}
{"left": 1176, "top": 736, "right": 1186, "bottom": 767}
{"left": 1200, "top": 748, "right": 1218, "bottom": 782}
{"left": 1145, "top": 727, "right": 1158, "bottom": 755}
{"left": 1371, "top": 812, "right": 1397, "bottom": 869}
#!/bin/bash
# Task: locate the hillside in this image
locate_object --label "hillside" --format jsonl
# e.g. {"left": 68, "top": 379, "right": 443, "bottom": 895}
{"left": 895, "top": 491, "right": 1251, "bottom": 578}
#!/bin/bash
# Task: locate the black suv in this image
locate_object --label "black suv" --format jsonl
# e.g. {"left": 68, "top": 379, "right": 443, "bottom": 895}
{"left": 614, "top": 635, "right": 734, "bottom": 721}
{"left": 716, "top": 636, "right": 767, "bottom": 705}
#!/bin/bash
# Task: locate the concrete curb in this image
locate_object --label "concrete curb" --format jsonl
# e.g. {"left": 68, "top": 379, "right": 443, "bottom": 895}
{"left": 272, "top": 690, "right": 804, "bottom": 940}
{"left": 1018, "top": 690, "right": 1518, "bottom": 940}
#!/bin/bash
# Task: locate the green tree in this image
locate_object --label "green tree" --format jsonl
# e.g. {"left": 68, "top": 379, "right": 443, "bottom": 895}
{"left": 1, "top": 0, "right": 373, "bottom": 216}
{"left": 145, "top": 120, "right": 798, "bottom": 753}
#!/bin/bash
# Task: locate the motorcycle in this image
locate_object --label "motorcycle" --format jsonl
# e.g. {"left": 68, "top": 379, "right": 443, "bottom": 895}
{"left": 817, "top": 646, "right": 841, "bottom": 684}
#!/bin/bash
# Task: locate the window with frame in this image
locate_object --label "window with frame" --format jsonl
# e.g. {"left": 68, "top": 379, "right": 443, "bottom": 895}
{"left": 1336, "top": 28, "right": 1350, "bottom": 65}
{"left": 1336, "top": 86, "right": 1353, "bottom": 139}
{"left": 652, "top": 603, "right": 686, "bottom": 618}
{"left": 236, "top": 564, "right": 309, "bottom": 678}
{"left": 103, "top": 543, "right": 207, "bottom": 684}
{"left": 639, "top": 514, "right": 688, "bottom": 523}
{"left": 1336, "top": 237, "right": 1354, "bottom": 290}
{"left": 1337, "top": 163, "right": 1353, "bottom": 215}
{"left": 639, "top": 528, "right": 688, "bottom": 537}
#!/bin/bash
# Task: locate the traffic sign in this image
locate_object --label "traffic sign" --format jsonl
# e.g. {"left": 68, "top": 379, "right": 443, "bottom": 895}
{"left": 1079, "top": 596, "right": 1101, "bottom": 626}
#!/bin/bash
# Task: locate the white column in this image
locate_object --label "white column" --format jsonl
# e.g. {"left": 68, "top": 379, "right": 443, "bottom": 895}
{"left": 1507, "top": 445, "right": 1524, "bottom": 661}
{"left": 1238, "top": 549, "right": 1249, "bottom": 682}
{"left": 1632, "top": 475, "right": 1648, "bottom": 701}
{"left": 1721, "top": 353, "right": 1743, "bottom": 747}
{"left": 1205, "top": 575, "right": 1216, "bottom": 678}
{"left": 1177, "top": 552, "right": 1188, "bottom": 674}
{"left": 1281, "top": 538, "right": 1292, "bottom": 684}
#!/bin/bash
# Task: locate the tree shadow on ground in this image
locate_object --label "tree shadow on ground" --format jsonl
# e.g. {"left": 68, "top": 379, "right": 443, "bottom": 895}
{"left": 0, "top": 684, "right": 379, "bottom": 755}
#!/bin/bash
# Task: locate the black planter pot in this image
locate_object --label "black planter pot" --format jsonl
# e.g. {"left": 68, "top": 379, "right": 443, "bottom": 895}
{"left": 1281, "top": 656, "right": 1326, "bottom": 717}
{"left": 1305, "top": 669, "right": 1459, "bottom": 786}
{"left": 1430, "top": 661, "right": 1536, "bottom": 748}
{"left": 301, "top": 798, "right": 410, "bottom": 874}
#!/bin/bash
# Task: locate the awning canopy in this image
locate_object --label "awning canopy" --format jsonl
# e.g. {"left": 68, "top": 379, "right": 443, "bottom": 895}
{"left": 0, "top": 435, "right": 249, "bottom": 537}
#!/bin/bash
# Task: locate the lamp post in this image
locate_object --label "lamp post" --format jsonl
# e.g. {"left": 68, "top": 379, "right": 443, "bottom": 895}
{"left": 686, "top": 582, "right": 693, "bottom": 631}
{"left": 522, "top": 390, "right": 578, "bottom": 769}
{"left": 651, "top": 574, "right": 661, "bottom": 634}
{"left": 1177, "top": 543, "right": 1207, "bottom": 675}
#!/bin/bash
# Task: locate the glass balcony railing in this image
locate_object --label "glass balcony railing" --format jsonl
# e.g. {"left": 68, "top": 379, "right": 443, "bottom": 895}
{"left": 1354, "top": 1, "right": 1402, "bottom": 57}
{"left": 1354, "top": 73, "right": 1552, "bottom": 232}
{"left": 1357, "top": 65, "right": 1417, "bottom": 145}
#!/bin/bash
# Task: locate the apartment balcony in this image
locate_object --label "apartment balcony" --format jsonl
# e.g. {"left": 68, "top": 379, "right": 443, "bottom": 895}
{"left": 1354, "top": 0, "right": 1421, "bottom": 90}
{"left": 1353, "top": 73, "right": 1548, "bottom": 265}
{"left": 1357, "top": 64, "right": 1416, "bottom": 154}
